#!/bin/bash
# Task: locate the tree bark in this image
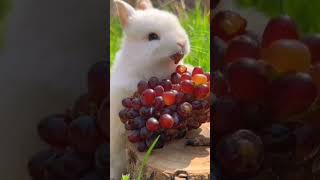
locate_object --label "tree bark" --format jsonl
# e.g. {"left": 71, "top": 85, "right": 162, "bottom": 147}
{"left": 126, "top": 123, "right": 210, "bottom": 180}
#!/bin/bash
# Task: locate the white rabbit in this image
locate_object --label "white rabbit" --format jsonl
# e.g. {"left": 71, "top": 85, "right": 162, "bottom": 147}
{"left": 110, "top": 0, "right": 191, "bottom": 178}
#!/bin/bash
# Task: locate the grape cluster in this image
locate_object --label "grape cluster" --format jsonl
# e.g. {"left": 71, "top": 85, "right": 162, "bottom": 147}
{"left": 119, "top": 65, "right": 210, "bottom": 152}
{"left": 28, "top": 61, "right": 109, "bottom": 180}
{"left": 213, "top": 10, "right": 320, "bottom": 180}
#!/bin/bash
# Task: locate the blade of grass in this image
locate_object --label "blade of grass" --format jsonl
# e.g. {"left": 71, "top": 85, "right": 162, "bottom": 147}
{"left": 122, "top": 174, "right": 130, "bottom": 180}
{"left": 137, "top": 135, "right": 160, "bottom": 180}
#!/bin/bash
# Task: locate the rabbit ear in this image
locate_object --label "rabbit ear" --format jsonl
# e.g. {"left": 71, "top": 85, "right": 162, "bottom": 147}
{"left": 136, "top": 0, "right": 153, "bottom": 10}
{"left": 114, "top": 0, "right": 136, "bottom": 27}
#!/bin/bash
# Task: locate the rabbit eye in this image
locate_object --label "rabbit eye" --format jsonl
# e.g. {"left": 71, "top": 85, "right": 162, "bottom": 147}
{"left": 148, "top": 33, "right": 160, "bottom": 41}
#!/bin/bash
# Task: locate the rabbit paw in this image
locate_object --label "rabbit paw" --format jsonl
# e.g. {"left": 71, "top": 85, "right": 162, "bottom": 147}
{"left": 185, "top": 135, "right": 210, "bottom": 146}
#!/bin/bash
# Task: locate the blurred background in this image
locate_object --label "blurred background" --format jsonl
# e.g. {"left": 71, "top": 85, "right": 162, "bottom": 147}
{"left": 237, "top": 0, "right": 320, "bottom": 35}
{"left": 0, "top": 0, "right": 107, "bottom": 179}
{"left": 110, "top": 0, "right": 210, "bottom": 72}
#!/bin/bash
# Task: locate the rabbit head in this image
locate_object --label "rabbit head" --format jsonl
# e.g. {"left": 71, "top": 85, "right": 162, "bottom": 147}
{"left": 114, "top": 0, "right": 190, "bottom": 66}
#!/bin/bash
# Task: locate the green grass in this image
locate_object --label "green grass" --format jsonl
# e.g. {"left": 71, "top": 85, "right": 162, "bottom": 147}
{"left": 0, "top": 0, "right": 10, "bottom": 48}
{"left": 110, "top": 3, "right": 210, "bottom": 72}
{"left": 121, "top": 135, "right": 160, "bottom": 180}
{"left": 238, "top": 0, "right": 320, "bottom": 36}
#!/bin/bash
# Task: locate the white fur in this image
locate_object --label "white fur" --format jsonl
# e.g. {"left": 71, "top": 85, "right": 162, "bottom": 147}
{"left": 110, "top": 1, "right": 190, "bottom": 178}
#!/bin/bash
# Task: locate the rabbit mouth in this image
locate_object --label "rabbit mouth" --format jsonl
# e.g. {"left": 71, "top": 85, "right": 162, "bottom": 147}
{"left": 170, "top": 51, "right": 184, "bottom": 64}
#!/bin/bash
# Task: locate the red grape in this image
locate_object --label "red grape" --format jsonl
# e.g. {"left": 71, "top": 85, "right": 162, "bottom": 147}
{"left": 302, "top": 35, "right": 320, "bottom": 64}
{"left": 204, "top": 72, "right": 210, "bottom": 82}
{"left": 181, "top": 72, "right": 192, "bottom": 81}
{"left": 269, "top": 73, "right": 318, "bottom": 120}
{"left": 213, "top": 97, "right": 243, "bottom": 140}
{"left": 192, "top": 67, "right": 204, "bottom": 76}
{"left": 159, "top": 114, "right": 174, "bottom": 129}
{"left": 226, "top": 58, "right": 269, "bottom": 104}
{"left": 264, "top": 39, "right": 311, "bottom": 73}
{"left": 192, "top": 74, "right": 208, "bottom": 85}
{"left": 146, "top": 118, "right": 160, "bottom": 132}
{"left": 127, "top": 130, "right": 141, "bottom": 143}
{"left": 141, "top": 89, "right": 156, "bottom": 106}
{"left": 310, "top": 63, "right": 320, "bottom": 94}
{"left": 262, "top": 16, "right": 299, "bottom": 48}
{"left": 180, "top": 80, "right": 194, "bottom": 94}
{"left": 162, "top": 91, "right": 176, "bottom": 106}
{"left": 137, "top": 80, "right": 148, "bottom": 94}
{"left": 224, "top": 35, "right": 260, "bottom": 64}
{"left": 194, "top": 84, "right": 210, "bottom": 99}
{"left": 212, "top": 10, "right": 247, "bottom": 41}
{"left": 161, "top": 79, "right": 172, "bottom": 91}
{"left": 213, "top": 71, "right": 229, "bottom": 97}
{"left": 176, "top": 65, "right": 187, "bottom": 74}
{"left": 217, "top": 130, "right": 264, "bottom": 177}
{"left": 175, "top": 92, "right": 185, "bottom": 104}
{"left": 172, "top": 84, "right": 181, "bottom": 91}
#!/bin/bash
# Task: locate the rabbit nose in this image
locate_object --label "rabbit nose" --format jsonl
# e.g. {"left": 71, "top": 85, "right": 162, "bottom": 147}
{"left": 177, "top": 40, "right": 186, "bottom": 50}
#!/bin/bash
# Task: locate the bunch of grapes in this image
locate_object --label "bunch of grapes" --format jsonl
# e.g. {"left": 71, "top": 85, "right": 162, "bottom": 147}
{"left": 212, "top": 10, "right": 320, "bottom": 180}
{"left": 119, "top": 65, "right": 210, "bottom": 152}
{"left": 27, "top": 61, "right": 109, "bottom": 180}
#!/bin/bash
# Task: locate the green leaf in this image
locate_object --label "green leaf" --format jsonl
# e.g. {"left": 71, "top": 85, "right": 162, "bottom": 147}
{"left": 137, "top": 135, "right": 160, "bottom": 180}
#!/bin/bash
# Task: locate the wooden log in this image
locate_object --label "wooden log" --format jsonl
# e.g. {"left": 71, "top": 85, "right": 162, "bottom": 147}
{"left": 126, "top": 123, "right": 210, "bottom": 180}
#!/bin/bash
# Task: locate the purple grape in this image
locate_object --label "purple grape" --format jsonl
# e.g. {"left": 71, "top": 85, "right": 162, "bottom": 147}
{"left": 131, "top": 98, "right": 141, "bottom": 110}
{"left": 97, "top": 97, "right": 109, "bottom": 140}
{"left": 118, "top": 109, "right": 128, "bottom": 123}
{"left": 68, "top": 116, "right": 100, "bottom": 155}
{"left": 171, "top": 72, "right": 181, "bottom": 84}
{"left": 148, "top": 76, "right": 160, "bottom": 89}
{"left": 161, "top": 79, "right": 172, "bottom": 91}
{"left": 126, "top": 109, "right": 139, "bottom": 119}
{"left": 154, "top": 96, "right": 165, "bottom": 110}
{"left": 46, "top": 151, "right": 92, "bottom": 180}
{"left": 139, "top": 107, "right": 154, "bottom": 118}
{"left": 175, "top": 92, "right": 185, "bottom": 104}
{"left": 37, "top": 114, "right": 69, "bottom": 148}
{"left": 88, "top": 61, "right": 108, "bottom": 106}
{"left": 131, "top": 116, "right": 145, "bottom": 129}
{"left": 28, "top": 149, "right": 57, "bottom": 180}
{"left": 95, "top": 143, "right": 109, "bottom": 178}
{"left": 121, "top": 98, "right": 132, "bottom": 108}
{"left": 136, "top": 142, "right": 147, "bottom": 152}
{"left": 137, "top": 80, "right": 148, "bottom": 94}
{"left": 139, "top": 127, "right": 149, "bottom": 139}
